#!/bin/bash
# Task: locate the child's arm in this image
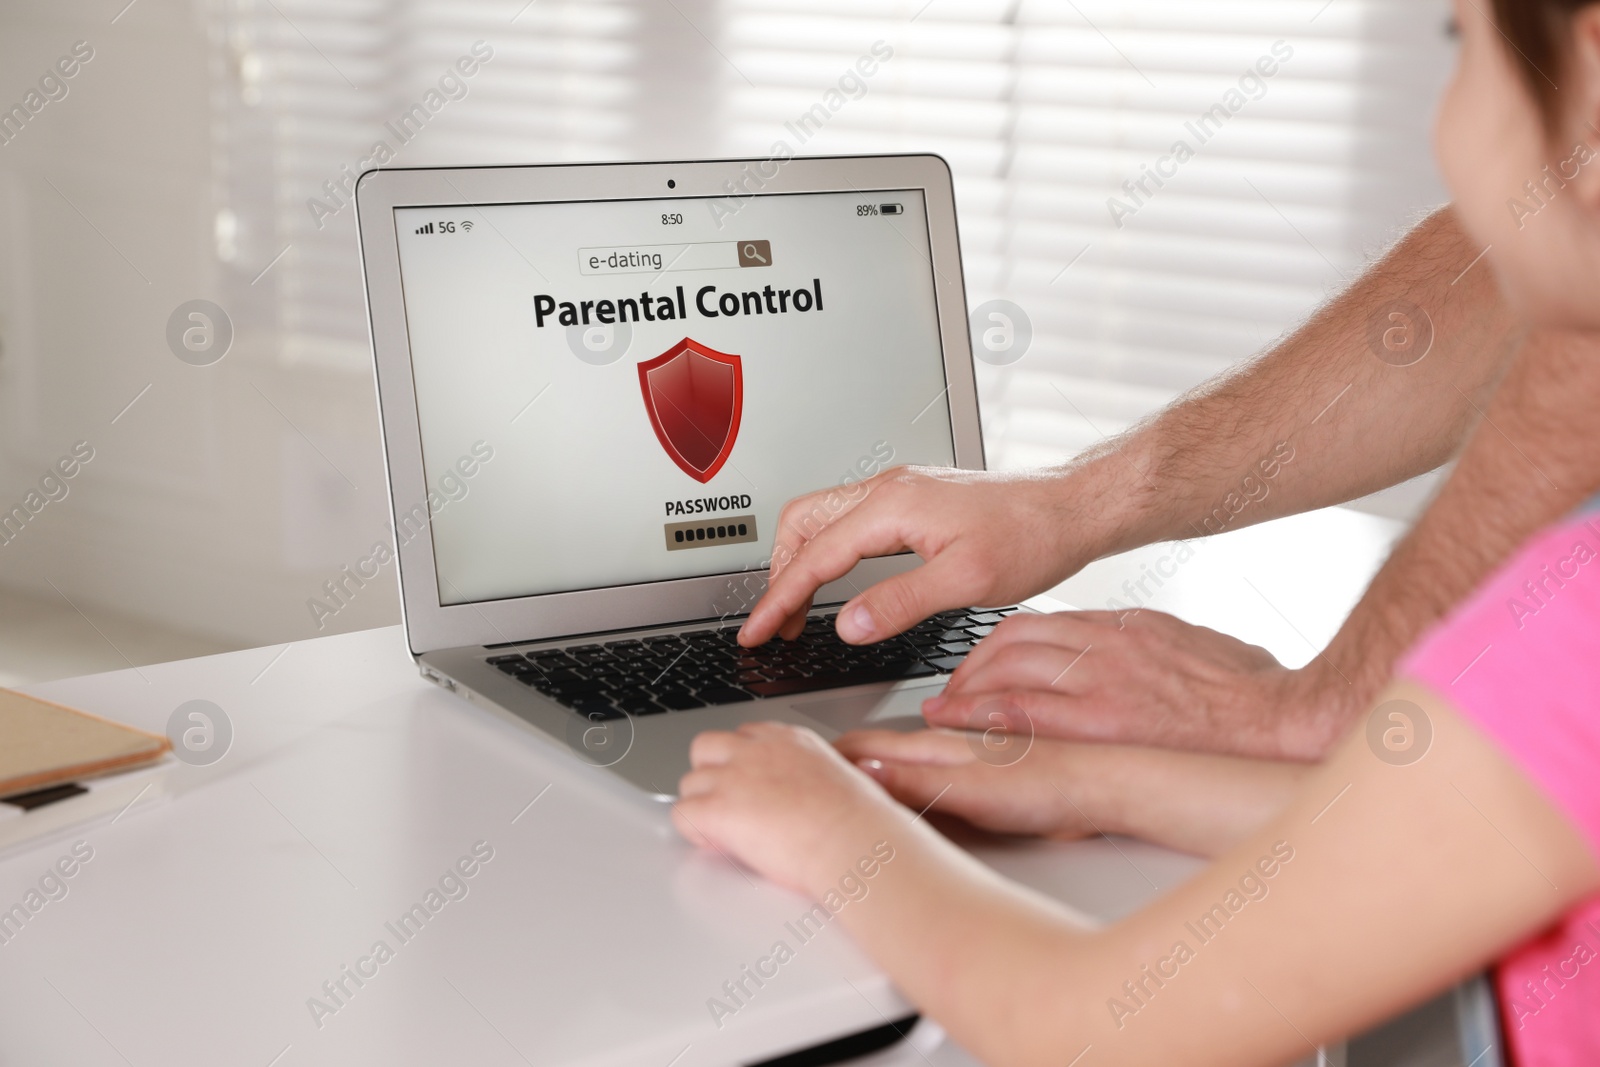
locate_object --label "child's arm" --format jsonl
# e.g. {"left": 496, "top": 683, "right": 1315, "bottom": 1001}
{"left": 674, "top": 681, "right": 1600, "bottom": 1067}
{"left": 833, "top": 728, "right": 1310, "bottom": 856}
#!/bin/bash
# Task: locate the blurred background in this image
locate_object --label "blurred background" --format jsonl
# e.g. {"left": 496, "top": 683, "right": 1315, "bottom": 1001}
{"left": 0, "top": 0, "right": 1454, "bottom": 685}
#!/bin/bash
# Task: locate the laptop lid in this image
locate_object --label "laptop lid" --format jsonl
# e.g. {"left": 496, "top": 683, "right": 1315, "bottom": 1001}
{"left": 354, "top": 155, "right": 982, "bottom": 656}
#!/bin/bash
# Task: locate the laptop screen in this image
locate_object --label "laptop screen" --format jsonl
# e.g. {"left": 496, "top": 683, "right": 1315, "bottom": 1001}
{"left": 391, "top": 188, "right": 956, "bottom": 606}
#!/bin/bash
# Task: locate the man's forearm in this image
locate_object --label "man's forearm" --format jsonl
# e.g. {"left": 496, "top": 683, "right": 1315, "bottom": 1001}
{"left": 1300, "top": 328, "right": 1600, "bottom": 741}
{"left": 1068, "top": 206, "right": 1518, "bottom": 557}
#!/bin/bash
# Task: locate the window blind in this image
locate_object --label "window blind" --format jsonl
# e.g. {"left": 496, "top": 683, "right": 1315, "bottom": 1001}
{"left": 217, "top": 0, "right": 642, "bottom": 370}
{"left": 718, "top": 0, "right": 1457, "bottom": 475}
{"left": 223, "top": 0, "right": 1456, "bottom": 480}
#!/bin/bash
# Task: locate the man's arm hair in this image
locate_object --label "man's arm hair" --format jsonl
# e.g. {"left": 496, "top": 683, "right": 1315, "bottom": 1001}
{"left": 1299, "top": 328, "right": 1600, "bottom": 741}
{"left": 1075, "top": 206, "right": 1519, "bottom": 556}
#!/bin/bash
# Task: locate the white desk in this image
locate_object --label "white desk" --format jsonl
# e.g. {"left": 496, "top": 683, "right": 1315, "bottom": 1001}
{"left": 0, "top": 507, "right": 1401, "bottom": 1067}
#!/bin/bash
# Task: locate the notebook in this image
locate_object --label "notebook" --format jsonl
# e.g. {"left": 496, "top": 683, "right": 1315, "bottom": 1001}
{"left": 0, "top": 688, "right": 170, "bottom": 798}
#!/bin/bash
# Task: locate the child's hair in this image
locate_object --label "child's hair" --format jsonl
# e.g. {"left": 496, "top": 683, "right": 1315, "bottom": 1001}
{"left": 1491, "top": 0, "right": 1594, "bottom": 128}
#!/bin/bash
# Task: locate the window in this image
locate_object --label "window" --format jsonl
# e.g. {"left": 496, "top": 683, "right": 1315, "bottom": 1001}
{"left": 228, "top": 0, "right": 1456, "bottom": 451}
{"left": 717, "top": 0, "right": 1456, "bottom": 490}
{"left": 216, "top": 0, "right": 643, "bottom": 370}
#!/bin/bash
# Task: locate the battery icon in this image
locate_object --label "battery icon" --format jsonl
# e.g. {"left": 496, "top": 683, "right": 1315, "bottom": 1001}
{"left": 880, "top": 203, "right": 904, "bottom": 215}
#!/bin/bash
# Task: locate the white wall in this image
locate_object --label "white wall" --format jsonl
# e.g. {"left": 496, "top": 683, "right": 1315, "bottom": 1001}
{"left": 0, "top": 4, "right": 356, "bottom": 651}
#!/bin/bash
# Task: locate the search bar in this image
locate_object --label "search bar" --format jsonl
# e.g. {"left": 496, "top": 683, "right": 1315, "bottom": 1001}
{"left": 577, "top": 240, "right": 772, "bottom": 276}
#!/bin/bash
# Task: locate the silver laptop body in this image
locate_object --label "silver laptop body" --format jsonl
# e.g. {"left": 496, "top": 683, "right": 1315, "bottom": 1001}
{"left": 355, "top": 154, "right": 1020, "bottom": 798}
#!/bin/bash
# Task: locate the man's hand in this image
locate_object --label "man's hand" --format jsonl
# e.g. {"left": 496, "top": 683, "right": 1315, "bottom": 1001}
{"left": 921, "top": 609, "right": 1350, "bottom": 760}
{"left": 738, "top": 466, "right": 1102, "bottom": 647}
{"left": 738, "top": 212, "right": 1515, "bottom": 655}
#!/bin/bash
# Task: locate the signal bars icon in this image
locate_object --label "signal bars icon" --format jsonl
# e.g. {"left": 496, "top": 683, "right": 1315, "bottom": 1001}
{"left": 415, "top": 222, "right": 434, "bottom": 235}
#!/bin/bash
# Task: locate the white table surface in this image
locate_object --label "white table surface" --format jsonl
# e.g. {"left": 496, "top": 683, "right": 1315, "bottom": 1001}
{"left": 0, "top": 506, "right": 1402, "bottom": 1067}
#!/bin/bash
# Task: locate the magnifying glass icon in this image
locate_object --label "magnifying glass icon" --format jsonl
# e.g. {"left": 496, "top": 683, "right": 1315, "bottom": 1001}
{"left": 739, "top": 241, "right": 770, "bottom": 266}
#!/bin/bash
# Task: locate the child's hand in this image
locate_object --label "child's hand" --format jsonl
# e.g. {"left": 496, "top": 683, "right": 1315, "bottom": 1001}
{"left": 673, "top": 722, "right": 906, "bottom": 897}
{"left": 833, "top": 728, "right": 1101, "bottom": 840}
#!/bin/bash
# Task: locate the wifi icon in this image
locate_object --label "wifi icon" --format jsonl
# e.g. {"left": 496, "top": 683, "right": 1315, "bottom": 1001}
{"left": 460, "top": 220, "right": 474, "bottom": 231}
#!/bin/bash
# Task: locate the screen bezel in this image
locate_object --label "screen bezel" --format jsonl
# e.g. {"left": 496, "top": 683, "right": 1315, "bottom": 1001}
{"left": 355, "top": 155, "right": 982, "bottom": 656}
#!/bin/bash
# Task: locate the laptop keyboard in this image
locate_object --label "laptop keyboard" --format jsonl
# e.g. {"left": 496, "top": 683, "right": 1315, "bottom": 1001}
{"left": 484, "top": 607, "right": 1022, "bottom": 720}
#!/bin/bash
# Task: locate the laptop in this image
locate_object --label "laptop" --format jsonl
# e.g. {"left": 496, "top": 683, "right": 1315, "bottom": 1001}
{"left": 354, "top": 154, "right": 1028, "bottom": 798}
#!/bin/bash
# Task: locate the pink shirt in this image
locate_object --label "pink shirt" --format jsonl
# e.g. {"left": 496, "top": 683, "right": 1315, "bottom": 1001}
{"left": 1402, "top": 504, "right": 1600, "bottom": 1067}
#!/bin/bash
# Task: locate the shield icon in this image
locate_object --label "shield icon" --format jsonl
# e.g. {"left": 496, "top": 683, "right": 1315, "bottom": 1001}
{"left": 637, "top": 338, "right": 743, "bottom": 483}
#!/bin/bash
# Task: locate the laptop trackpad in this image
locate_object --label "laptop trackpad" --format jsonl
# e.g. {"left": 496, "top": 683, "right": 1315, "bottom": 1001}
{"left": 792, "top": 681, "right": 945, "bottom": 736}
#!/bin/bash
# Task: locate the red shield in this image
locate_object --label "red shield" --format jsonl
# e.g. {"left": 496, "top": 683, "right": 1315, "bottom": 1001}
{"left": 637, "top": 338, "right": 743, "bottom": 483}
